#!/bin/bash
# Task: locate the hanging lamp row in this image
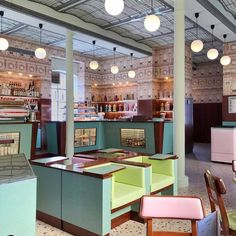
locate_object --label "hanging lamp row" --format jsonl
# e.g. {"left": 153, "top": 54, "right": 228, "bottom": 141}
{"left": 104, "top": 0, "right": 161, "bottom": 32}
{"left": 191, "top": 13, "right": 231, "bottom": 66}
{"left": 0, "top": 11, "right": 46, "bottom": 59}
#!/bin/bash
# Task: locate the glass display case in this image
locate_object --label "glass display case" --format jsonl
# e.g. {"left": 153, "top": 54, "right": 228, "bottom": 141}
{"left": 74, "top": 128, "right": 96, "bottom": 147}
{"left": 0, "top": 132, "right": 20, "bottom": 156}
{"left": 120, "top": 128, "right": 145, "bottom": 148}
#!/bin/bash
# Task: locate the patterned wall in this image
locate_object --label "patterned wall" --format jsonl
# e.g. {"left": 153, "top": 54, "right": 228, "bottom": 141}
{"left": 192, "top": 61, "right": 223, "bottom": 103}
{"left": 223, "top": 41, "right": 236, "bottom": 96}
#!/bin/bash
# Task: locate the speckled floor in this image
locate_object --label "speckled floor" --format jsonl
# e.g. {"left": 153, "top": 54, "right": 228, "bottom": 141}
{"left": 36, "top": 143, "right": 236, "bottom": 236}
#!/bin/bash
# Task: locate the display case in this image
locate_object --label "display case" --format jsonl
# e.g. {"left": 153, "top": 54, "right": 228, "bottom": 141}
{"left": 228, "top": 96, "right": 236, "bottom": 114}
{"left": 0, "top": 132, "right": 20, "bottom": 156}
{"left": 74, "top": 128, "right": 97, "bottom": 147}
{"left": 120, "top": 128, "right": 145, "bottom": 148}
{"left": 74, "top": 103, "right": 99, "bottom": 121}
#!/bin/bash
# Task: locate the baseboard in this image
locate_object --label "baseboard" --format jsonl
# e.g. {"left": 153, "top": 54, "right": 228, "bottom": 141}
{"left": 36, "top": 210, "right": 62, "bottom": 229}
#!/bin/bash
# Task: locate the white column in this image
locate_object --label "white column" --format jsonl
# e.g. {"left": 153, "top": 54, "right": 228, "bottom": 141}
{"left": 174, "top": 0, "right": 189, "bottom": 188}
{"left": 66, "top": 30, "right": 74, "bottom": 161}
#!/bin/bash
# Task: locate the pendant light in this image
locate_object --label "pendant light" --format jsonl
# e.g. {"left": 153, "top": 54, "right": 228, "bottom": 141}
{"left": 207, "top": 25, "right": 219, "bottom": 60}
{"left": 128, "top": 53, "right": 136, "bottom": 79}
{"left": 220, "top": 34, "right": 231, "bottom": 66}
{"left": 0, "top": 11, "right": 9, "bottom": 51}
{"left": 89, "top": 40, "right": 99, "bottom": 70}
{"left": 105, "top": 0, "right": 124, "bottom": 16}
{"left": 144, "top": 0, "right": 160, "bottom": 32}
{"left": 191, "top": 13, "right": 204, "bottom": 53}
{"left": 35, "top": 23, "right": 47, "bottom": 59}
{"left": 111, "top": 47, "right": 119, "bottom": 74}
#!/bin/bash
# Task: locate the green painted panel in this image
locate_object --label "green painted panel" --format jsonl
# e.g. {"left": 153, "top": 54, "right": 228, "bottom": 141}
{"left": 0, "top": 178, "right": 36, "bottom": 236}
{"left": 222, "top": 121, "right": 236, "bottom": 126}
{"left": 103, "top": 122, "right": 156, "bottom": 154}
{"left": 162, "top": 122, "right": 173, "bottom": 154}
{"left": 32, "top": 165, "right": 62, "bottom": 218}
{"left": 0, "top": 123, "right": 32, "bottom": 159}
{"left": 62, "top": 172, "right": 111, "bottom": 236}
{"left": 46, "top": 123, "right": 58, "bottom": 154}
{"left": 74, "top": 121, "right": 105, "bottom": 153}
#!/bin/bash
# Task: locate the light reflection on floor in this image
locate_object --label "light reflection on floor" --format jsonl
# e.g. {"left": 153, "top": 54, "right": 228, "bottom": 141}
{"left": 36, "top": 143, "right": 236, "bottom": 235}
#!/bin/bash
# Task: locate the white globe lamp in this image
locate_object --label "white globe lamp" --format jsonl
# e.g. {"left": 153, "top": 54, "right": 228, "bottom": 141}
{"left": 207, "top": 48, "right": 219, "bottom": 60}
{"left": 89, "top": 60, "right": 99, "bottom": 70}
{"left": 144, "top": 15, "right": 160, "bottom": 32}
{"left": 0, "top": 37, "right": 9, "bottom": 51}
{"left": 111, "top": 65, "right": 119, "bottom": 74}
{"left": 105, "top": 0, "right": 124, "bottom": 16}
{"left": 128, "top": 70, "right": 136, "bottom": 78}
{"left": 220, "top": 55, "right": 231, "bottom": 66}
{"left": 35, "top": 47, "right": 47, "bottom": 59}
{"left": 191, "top": 39, "right": 204, "bottom": 53}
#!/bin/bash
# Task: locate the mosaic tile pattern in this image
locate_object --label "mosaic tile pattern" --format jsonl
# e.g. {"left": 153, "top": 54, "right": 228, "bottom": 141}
{"left": 36, "top": 143, "right": 236, "bottom": 236}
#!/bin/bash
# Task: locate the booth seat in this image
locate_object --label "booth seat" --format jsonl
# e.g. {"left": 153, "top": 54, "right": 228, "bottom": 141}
{"left": 84, "top": 162, "right": 146, "bottom": 211}
{"left": 125, "top": 156, "right": 175, "bottom": 194}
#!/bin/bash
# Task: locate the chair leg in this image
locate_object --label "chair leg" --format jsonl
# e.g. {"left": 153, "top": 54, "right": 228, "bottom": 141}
{"left": 191, "top": 220, "right": 197, "bottom": 236}
{"left": 147, "top": 219, "right": 153, "bottom": 236}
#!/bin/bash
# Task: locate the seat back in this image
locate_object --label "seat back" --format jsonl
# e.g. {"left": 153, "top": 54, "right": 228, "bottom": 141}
{"left": 204, "top": 169, "right": 229, "bottom": 235}
{"left": 139, "top": 196, "right": 205, "bottom": 236}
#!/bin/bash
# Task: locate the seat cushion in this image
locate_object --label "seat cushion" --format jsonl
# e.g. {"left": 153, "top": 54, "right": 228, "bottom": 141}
{"left": 228, "top": 211, "right": 236, "bottom": 230}
{"left": 112, "top": 182, "right": 145, "bottom": 210}
{"left": 151, "top": 173, "right": 174, "bottom": 193}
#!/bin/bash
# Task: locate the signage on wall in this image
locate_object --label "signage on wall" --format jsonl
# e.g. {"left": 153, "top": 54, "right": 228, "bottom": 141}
{"left": 51, "top": 71, "right": 60, "bottom": 84}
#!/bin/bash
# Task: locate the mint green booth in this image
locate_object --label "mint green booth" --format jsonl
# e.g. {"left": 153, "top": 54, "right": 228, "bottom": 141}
{"left": 125, "top": 155, "right": 176, "bottom": 195}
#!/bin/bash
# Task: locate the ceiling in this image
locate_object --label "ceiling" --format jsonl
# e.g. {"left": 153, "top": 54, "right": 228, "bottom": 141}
{"left": 0, "top": 0, "right": 236, "bottom": 63}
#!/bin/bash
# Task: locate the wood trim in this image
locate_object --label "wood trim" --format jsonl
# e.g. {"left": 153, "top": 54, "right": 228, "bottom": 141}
{"left": 111, "top": 198, "right": 141, "bottom": 213}
{"left": 62, "top": 221, "right": 109, "bottom": 236}
{"left": 111, "top": 160, "right": 151, "bottom": 168}
{"left": 36, "top": 210, "right": 62, "bottom": 229}
{"left": 152, "top": 232, "right": 191, "bottom": 236}
{"left": 154, "top": 122, "right": 164, "bottom": 153}
{"left": 111, "top": 211, "right": 131, "bottom": 229}
{"left": 57, "top": 122, "right": 66, "bottom": 155}
{"left": 150, "top": 184, "right": 174, "bottom": 195}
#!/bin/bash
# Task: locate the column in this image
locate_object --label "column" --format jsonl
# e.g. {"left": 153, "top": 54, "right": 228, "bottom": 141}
{"left": 174, "top": 0, "right": 189, "bottom": 188}
{"left": 66, "top": 30, "right": 74, "bottom": 161}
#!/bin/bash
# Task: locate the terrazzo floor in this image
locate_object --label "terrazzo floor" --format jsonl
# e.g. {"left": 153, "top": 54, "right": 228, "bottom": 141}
{"left": 36, "top": 143, "right": 236, "bottom": 236}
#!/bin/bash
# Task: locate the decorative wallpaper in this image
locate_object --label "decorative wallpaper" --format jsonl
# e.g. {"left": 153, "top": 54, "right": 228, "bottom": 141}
{"left": 192, "top": 61, "right": 223, "bottom": 103}
{"left": 223, "top": 41, "right": 236, "bottom": 96}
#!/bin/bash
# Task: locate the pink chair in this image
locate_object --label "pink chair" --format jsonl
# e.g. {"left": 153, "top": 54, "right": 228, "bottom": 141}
{"left": 233, "top": 160, "right": 236, "bottom": 183}
{"left": 139, "top": 196, "right": 205, "bottom": 236}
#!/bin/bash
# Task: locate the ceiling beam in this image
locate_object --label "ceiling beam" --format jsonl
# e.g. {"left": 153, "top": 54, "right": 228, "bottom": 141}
{"left": 4, "top": 23, "right": 27, "bottom": 35}
{"left": 0, "top": 0, "right": 152, "bottom": 55}
{"left": 56, "top": 0, "right": 91, "bottom": 12}
{"left": 46, "top": 37, "right": 66, "bottom": 46}
{"left": 196, "top": 0, "right": 236, "bottom": 34}
{"left": 105, "top": 8, "right": 173, "bottom": 30}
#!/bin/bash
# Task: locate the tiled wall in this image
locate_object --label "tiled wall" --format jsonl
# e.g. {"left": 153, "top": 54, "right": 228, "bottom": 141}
{"left": 223, "top": 41, "right": 236, "bottom": 96}
{"left": 192, "top": 62, "right": 223, "bottom": 103}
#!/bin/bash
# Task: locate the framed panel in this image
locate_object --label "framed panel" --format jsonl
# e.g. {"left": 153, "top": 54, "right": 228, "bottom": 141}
{"left": 74, "top": 128, "right": 97, "bottom": 147}
{"left": 120, "top": 128, "right": 145, "bottom": 148}
{"left": 0, "top": 132, "right": 20, "bottom": 156}
{"left": 228, "top": 96, "right": 236, "bottom": 114}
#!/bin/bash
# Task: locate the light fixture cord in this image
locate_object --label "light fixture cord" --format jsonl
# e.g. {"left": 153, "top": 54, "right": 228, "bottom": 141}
{"left": 130, "top": 53, "right": 133, "bottom": 68}
{"left": 151, "top": 0, "right": 154, "bottom": 11}
{"left": 40, "top": 28, "right": 42, "bottom": 44}
{"left": 211, "top": 28, "right": 213, "bottom": 46}
{"left": 93, "top": 42, "right": 95, "bottom": 57}
{"left": 0, "top": 15, "right": 2, "bottom": 34}
{"left": 196, "top": 17, "right": 198, "bottom": 38}
{"left": 113, "top": 47, "right": 116, "bottom": 65}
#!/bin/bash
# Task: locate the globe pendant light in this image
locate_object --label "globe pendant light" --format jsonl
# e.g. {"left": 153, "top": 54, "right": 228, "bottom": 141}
{"left": 111, "top": 47, "right": 119, "bottom": 74}
{"left": 144, "top": 0, "right": 160, "bottom": 32}
{"left": 0, "top": 11, "right": 9, "bottom": 51}
{"left": 191, "top": 13, "right": 204, "bottom": 53}
{"left": 220, "top": 34, "right": 231, "bottom": 66}
{"left": 105, "top": 0, "right": 124, "bottom": 16}
{"left": 207, "top": 25, "right": 219, "bottom": 60}
{"left": 128, "top": 53, "right": 136, "bottom": 79}
{"left": 89, "top": 40, "right": 99, "bottom": 70}
{"left": 35, "top": 23, "right": 47, "bottom": 59}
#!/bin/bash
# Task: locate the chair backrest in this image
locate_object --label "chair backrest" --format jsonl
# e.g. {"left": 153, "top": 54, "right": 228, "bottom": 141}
{"left": 139, "top": 195, "right": 205, "bottom": 236}
{"left": 204, "top": 169, "right": 230, "bottom": 235}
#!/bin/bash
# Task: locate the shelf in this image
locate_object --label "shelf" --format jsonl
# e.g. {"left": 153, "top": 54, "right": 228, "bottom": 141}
{"left": 104, "top": 111, "right": 136, "bottom": 113}
{"left": 92, "top": 100, "right": 136, "bottom": 104}
{"left": 0, "top": 95, "right": 40, "bottom": 99}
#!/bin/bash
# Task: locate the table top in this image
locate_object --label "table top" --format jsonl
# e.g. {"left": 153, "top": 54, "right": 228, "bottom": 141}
{"left": 31, "top": 156, "right": 68, "bottom": 165}
{"left": 0, "top": 153, "right": 35, "bottom": 185}
{"left": 83, "top": 164, "right": 125, "bottom": 175}
{"left": 149, "top": 153, "right": 177, "bottom": 160}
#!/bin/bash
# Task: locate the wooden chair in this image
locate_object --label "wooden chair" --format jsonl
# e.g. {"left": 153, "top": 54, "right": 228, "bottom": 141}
{"left": 204, "top": 169, "right": 236, "bottom": 236}
{"left": 139, "top": 195, "right": 205, "bottom": 236}
{"left": 233, "top": 160, "right": 236, "bottom": 184}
